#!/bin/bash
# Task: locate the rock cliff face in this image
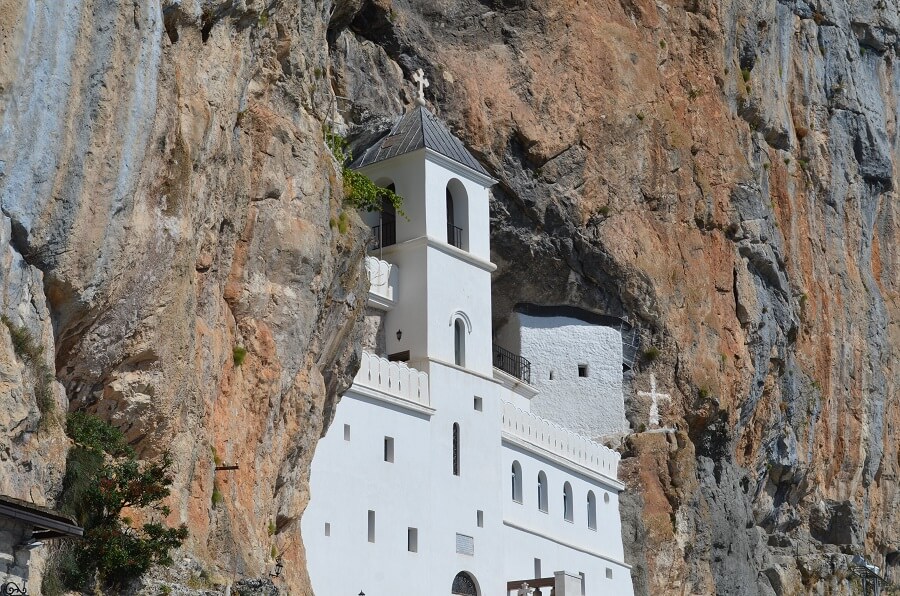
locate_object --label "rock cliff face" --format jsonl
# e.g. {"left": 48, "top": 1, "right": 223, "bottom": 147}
{"left": 0, "top": 0, "right": 897, "bottom": 594}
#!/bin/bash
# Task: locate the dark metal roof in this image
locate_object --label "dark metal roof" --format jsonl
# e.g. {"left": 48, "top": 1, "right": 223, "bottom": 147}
{"left": 0, "top": 495, "right": 83, "bottom": 539}
{"left": 351, "top": 106, "right": 491, "bottom": 178}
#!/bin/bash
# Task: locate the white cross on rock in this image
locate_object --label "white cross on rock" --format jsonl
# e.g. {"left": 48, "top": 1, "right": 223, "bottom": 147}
{"left": 413, "top": 68, "right": 430, "bottom": 105}
{"left": 637, "top": 373, "right": 671, "bottom": 429}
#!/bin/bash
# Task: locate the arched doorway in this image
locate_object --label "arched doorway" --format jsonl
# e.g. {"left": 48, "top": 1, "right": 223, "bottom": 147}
{"left": 451, "top": 571, "right": 479, "bottom": 595}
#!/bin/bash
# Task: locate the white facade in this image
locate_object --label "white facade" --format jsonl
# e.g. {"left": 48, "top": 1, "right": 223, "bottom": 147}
{"left": 496, "top": 312, "right": 630, "bottom": 440}
{"left": 301, "top": 109, "right": 633, "bottom": 596}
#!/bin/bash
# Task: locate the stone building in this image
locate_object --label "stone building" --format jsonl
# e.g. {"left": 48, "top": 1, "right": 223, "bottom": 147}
{"left": 0, "top": 495, "right": 82, "bottom": 594}
{"left": 301, "top": 87, "right": 634, "bottom": 595}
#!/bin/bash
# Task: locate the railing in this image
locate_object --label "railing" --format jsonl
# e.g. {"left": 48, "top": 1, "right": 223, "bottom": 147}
{"left": 501, "top": 401, "right": 620, "bottom": 478}
{"left": 353, "top": 351, "right": 430, "bottom": 407}
{"left": 371, "top": 220, "right": 396, "bottom": 250}
{"left": 364, "top": 256, "right": 398, "bottom": 306}
{"left": 447, "top": 223, "right": 464, "bottom": 249}
{"left": 493, "top": 344, "right": 531, "bottom": 384}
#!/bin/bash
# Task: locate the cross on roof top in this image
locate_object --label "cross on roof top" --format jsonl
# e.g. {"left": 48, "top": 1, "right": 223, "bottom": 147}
{"left": 413, "top": 68, "right": 429, "bottom": 105}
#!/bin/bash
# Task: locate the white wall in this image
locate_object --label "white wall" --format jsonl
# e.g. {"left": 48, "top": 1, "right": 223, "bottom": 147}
{"left": 513, "top": 314, "right": 629, "bottom": 440}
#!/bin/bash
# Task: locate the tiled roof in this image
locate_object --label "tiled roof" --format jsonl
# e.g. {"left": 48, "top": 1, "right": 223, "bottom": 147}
{"left": 351, "top": 106, "right": 491, "bottom": 177}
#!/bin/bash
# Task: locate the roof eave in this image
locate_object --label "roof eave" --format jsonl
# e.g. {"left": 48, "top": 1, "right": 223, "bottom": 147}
{"left": 424, "top": 148, "right": 497, "bottom": 186}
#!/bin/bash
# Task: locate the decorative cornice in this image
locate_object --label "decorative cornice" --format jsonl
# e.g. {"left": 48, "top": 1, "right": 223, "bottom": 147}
{"left": 501, "top": 432, "right": 624, "bottom": 491}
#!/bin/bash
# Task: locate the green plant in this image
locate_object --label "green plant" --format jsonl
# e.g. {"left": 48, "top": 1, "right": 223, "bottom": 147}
{"left": 763, "top": 162, "right": 770, "bottom": 170}
{"left": 1, "top": 316, "right": 56, "bottom": 420}
{"left": 257, "top": 11, "right": 268, "bottom": 27}
{"left": 642, "top": 346, "right": 660, "bottom": 362}
{"left": 784, "top": 157, "right": 791, "bottom": 165}
{"left": 636, "top": 112, "right": 645, "bottom": 121}
{"left": 159, "top": 585, "right": 173, "bottom": 595}
{"left": 688, "top": 87, "right": 703, "bottom": 101}
{"left": 638, "top": 423, "right": 647, "bottom": 433}
{"left": 698, "top": 386, "right": 710, "bottom": 400}
{"left": 325, "top": 129, "right": 404, "bottom": 215}
{"left": 598, "top": 205, "right": 611, "bottom": 217}
{"left": 741, "top": 68, "right": 751, "bottom": 82}
{"left": 659, "top": 39, "right": 666, "bottom": 49}
{"left": 799, "top": 293, "right": 808, "bottom": 308}
{"left": 211, "top": 446, "right": 223, "bottom": 467}
{"left": 313, "top": 66, "right": 323, "bottom": 78}
{"left": 270, "top": 545, "right": 278, "bottom": 559}
{"left": 233, "top": 346, "right": 247, "bottom": 366}
{"left": 212, "top": 482, "right": 224, "bottom": 508}
{"left": 798, "top": 159, "right": 809, "bottom": 170}
{"left": 268, "top": 520, "right": 277, "bottom": 536}
{"left": 47, "top": 413, "right": 188, "bottom": 590}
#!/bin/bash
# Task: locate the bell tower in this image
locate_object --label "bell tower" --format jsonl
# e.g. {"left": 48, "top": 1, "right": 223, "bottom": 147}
{"left": 352, "top": 72, "right": 497, "bottom": 376}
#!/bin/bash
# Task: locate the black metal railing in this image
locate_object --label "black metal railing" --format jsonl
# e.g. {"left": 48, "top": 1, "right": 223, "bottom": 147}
{"left": 447, "top": 224, "right": 463, "bottom": 249}
{"left": 371, "top": 220, "right": 396, "bottom": 250}
{"left": 493, "top": 344, "right": 531, "bottom": 384}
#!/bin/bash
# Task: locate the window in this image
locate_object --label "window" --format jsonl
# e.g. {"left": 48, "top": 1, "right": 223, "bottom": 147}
{"left": 445, "top": 180, "right": 469, "bottom": 250}
{"left": 534, "top": 558, "right": 541, "bottom": 578}
{"left": 374, "top": 186, "right": 397, "bottom": 249}
{"left": 580, "top": 572, "right": 586, "bottom": 595}
{"left": 343, "top": 424, "right": 350, "bottom": 441}
{"left": 537, "top": 471, "right": 548, "bottom": 512}
{"left": 587, "top": 491, "right": 597, "bottom": 530}
{"left": 578, "top": 364, "right": 588, "bottom": 377}
{"left": 549, "top": 370, "right": 555, "bottom": 380}
{"left": 604, "top": 492, "right": 610, "bottom": 504}
{"left": 474, "top": 396, "right": 483, "bottom": 411}
{"left": 606, "top": 568, "right": 613, "bottom": 579}
{"left": 511, "top": 461, "right": 523, "bottom": 503}
{"left": 476, "top": 510, "right": 484, "bottom": 527}
{"left": 455, "top": 533, "right": 474, "bottom": 556}
{"left": 452, "top": 571, "right": 478, "bottom": 595}
{"left": 452, "top": 423, "right": 460, "bottom": 476}
{"left": 454, "top": 319, "right": 466, "bottom": 366}
{"left": 408, "top": 527, "right": 418, "bottom": 552}
{"left": 324, "top": 522, "right": 330, "bottom": 536}
{"left": 367, "top": 510, "right": 375, "bottom": 543}
{"left": 563, "top": 481, "right": 574, "bottom": 522}
{"left": 384, "top": 436, "right": 394, "bottom": 462}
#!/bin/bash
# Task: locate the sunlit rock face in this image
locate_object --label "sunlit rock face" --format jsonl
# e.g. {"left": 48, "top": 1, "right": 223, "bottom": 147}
{"left": 1, "top": 0, "right": 898, "bottom": 594}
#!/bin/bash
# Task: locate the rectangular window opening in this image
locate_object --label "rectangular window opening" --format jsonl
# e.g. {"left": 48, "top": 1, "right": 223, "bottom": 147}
{"left": 324, "top": 522, "right": 330, "bottom": 537}
{"left": 605, "top": 567, "right": 613, "bottom": 579}
{"left": 580, "top": 572, "right": 586, "bottom": 595}
{"left": 578, "top": 364, "right": 588, "bottom": 377}
{"left": 384, "top": 436, "right": 394, "bottom": 463}
{"left": 407, "top": 527, "right": 418, "bottom": 553}
{"left": 534, "top": 558, "right": 541, "bottom": 578}
{"left": 549, "top": 370, "right": 555, "bottom": 380}
{"left": 474, "top": 396, "right": 483, "bottom": 411}
{"left": 476, "top": 510, "right": 484, "bottom": 528}
{"left": 455, "top": 533, "right": 474, "bottom": 556}
{"left": 343, "top": 424, "right": 350, "bottom": 441}
{"left": 367, "top": 510, "right": 375, "bottom": 543}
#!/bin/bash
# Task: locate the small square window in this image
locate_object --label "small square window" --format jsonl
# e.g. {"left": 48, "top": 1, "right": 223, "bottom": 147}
{"left": 476, "top": 510, "right": 484, "bottom": 527}
{"left": 605, "top": 567, "right": 613, "bottom": 579}
{"left": 474, "top": 396, "right": 483, "bottom": 411}
{"left": 408, "top": 527, "right": 418, "bottom": 552}
{"left": 384, "top": 436, "right": 394, "bottom": 463}
{"left": 324, "top": 522, "right": 331, "bottom": 536}
{"left": 343, "top": 424, "right": 350, "bottom": 441}
{"left": 578, "top": 364, "right": 588, "bottom": 377}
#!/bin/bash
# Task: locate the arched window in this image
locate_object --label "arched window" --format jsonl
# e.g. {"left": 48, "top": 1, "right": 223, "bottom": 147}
{"left": 374, "top": 184, "right": 397, "bottom": 248}
{"left": 511, "top": 461, "right": 523, "bottom": 503}
{"left": 537, "top": 471, "right": 548, "bottom": 513}
{"left": 452, "top": 423, "right": 460, "bottom": 476}
{"left": 445, "top": 180, "right": 468, "bottom": 250}
{"left": 452, "top": 571, "right": 479, "bottom": 595}
{"left": 587, "top": 490, "right": 597, "bottom": 530}
{"left": 563, "top": 482, "right": 574, "bottom": 522}
{"left": 454, "top": 319, "right": 465, "bottom": 366}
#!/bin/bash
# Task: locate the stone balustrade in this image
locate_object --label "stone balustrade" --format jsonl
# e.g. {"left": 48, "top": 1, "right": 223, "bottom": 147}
{"left": 354, "top": 351, "right": 430, "bottom": 407}
{"left": 501, "top": 401, "right": 619, "bottom": 479}
{"left": 365, "top": 256, "right": 397, "bottom": 308}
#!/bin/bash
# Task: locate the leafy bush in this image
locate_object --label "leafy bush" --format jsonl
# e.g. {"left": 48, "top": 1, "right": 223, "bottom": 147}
{"left": 46, "top": 413, "right": 188, "bottom": 591}
{"left": 2, "top": 315, "right": 56, "bottom": 420}
{"left": 642, "top": 346, "right": 660, "bottom": 362}
{"left": 325, "top": 129, "right": 404, "bottom": 215}
{"left": 233, "top": 346, "right": 247, "bottom": 366}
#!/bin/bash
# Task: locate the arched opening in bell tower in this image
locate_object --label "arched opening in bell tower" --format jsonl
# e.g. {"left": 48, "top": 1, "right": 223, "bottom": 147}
{"left": 445, "top": 179, "right": 468, "bottom": 250}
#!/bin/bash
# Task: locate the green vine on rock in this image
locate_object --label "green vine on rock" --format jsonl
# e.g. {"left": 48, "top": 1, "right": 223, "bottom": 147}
{"left": 325, "top": 128, "right": 404, "bottom": 215}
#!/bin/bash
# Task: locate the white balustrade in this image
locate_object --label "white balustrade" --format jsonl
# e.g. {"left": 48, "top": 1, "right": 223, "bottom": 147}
{"left": 501, "top": 401, "right": 620, "bottom": 479}
{"left": 354, "top": 351, "right": 430, "bottom": 407}
{"left": 365, "top": 256, "right": 398, "bottom": 307}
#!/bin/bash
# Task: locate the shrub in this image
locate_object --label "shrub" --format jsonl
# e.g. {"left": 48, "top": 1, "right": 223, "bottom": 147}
{"left": 268, "top": 520, "right": 277, "bottom": 536}
{"left": 2, "top": 316, "right": 56, "bottom": 420}
{"left": 233, "top": 346, "right": 247, "bottom": 366}
{"left": 642, "top": 346, "right": 660, "bottom": 362}
{"left": 636, "top": 112, "right": 645, "bottom": 121}
{"left": 211, "top": 483, "right": 224, "bottom": 508}
{"left": 698, "top": 386, "right": 710, "bottom": 399}
{"left": 325, "top": 129, "right": 404, "bottom": 215}
{"left": 741, "top": 68, "right": 751, "bottom": 82}
{"left": 598, "top": 205, "right": 611, "bottom": 217}
{"left": 47, "top": 413, "right": 188, "bottom": 590}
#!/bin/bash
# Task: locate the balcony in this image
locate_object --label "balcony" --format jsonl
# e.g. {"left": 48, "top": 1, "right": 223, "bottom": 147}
{"left": 353, "top": 351, "right": 430, "bottom": 409}
{"left": 493, "top": 344, "right": 531, "bottom": 384}
{"left": 364, "top": 256, "right": 398, "bottom": 309}
{"left": 371, "top": 221, "right": 396, "bottom": 250}
{"left": 500, "top": 401, "right": 620, "bottom": 479}
{"left": 447, "top": 223, "right": 464, "bottom": 249}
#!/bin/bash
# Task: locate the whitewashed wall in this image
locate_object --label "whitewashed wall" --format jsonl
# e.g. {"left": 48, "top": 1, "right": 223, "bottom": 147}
{"left": 512, "top": 313, "right": 630, "bottom": 439}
